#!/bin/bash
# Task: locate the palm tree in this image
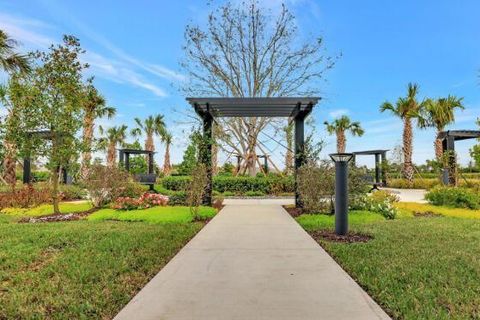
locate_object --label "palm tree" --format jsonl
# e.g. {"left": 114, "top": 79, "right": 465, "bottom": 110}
{"left": 99, "top": 125, "right": 128, "bottom": 167}
{"left": 418, "top": 95, "right": 464, "bottom": 159}
{"left": 380, "top": 83, "right": 424, "bottom": 183}
{"left": 324, "top": 115, "right": 364, "bottom": 153}
{"left": 81, "top": 84, "right": 116, "bottom": 176}
{"left": 0, "top": 30, "right": 31, "bottom": 74}
{"left": 1, "top": 31, "right": 31, "bottom": 188}
{"left": 162, "top": 132, "right": 172, "bottom": 175}
{"left": 131, "top": 115, "right": 166, "bottom": 153}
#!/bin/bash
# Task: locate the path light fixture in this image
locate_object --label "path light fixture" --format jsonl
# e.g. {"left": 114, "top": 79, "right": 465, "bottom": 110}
{"left": 329, "top": 153, "right": 354, "bottom": 236}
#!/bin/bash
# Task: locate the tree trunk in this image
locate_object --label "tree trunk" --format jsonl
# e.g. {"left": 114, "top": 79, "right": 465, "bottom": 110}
{"left": 145, "top": 134, "right": 154, "bottom": 163}
{"left": 107, "top": 143, "right": 116, "bottom": 167}
{"left": 434, "top": 129, "right": 443, "bottom": 160}
{"left": 163, "top": 142, "right": 171, "bottom": 175}
{"left": 81, "top": 114, "right": 94, "bottom": 178}
{"left": 285, "top": 125, "right": 294, "bottom": 175}
{"left": 3, "top": 141, "right": 17, "bottom": 189}
{"left": 212, "top": 142, "right": 218, "bottom": 176}
{"left": 51, "top": 167, "right": 60, "bottom": 214}
{"left": 402, "top": 117, "right": 414, "bottom": 183}
{"left": 337, "top": 130, "right": 346, "bottom": 153}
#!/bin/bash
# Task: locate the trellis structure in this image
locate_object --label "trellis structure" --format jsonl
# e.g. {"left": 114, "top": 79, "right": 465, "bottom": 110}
{"left": 187, "top": 97, "right": 320, "bottom": 207}
{"left": 352, "top": 149, "right": 389, "bottom": 187}
{"left": 118, "top": 148, "right": 156, "bottom": 190}
{"left": 439, "top": 130, "right": 480, "bottom": 186}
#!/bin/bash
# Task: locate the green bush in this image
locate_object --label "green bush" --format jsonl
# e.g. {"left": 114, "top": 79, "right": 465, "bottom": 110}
{"left": 352, "top": 190, "right": 399, "bottom": 219}
{"left": 154, "top": 185, "right": 187, "bottom": 205}
{"left": 244, "top": 191, "right": 265, "bottom": 197}
{"left": 59, "top": 185, "right": 87, "bottom": 200}
{"left": 222, "top": 191, "right": 234, "bottom": 197}
{"left": 161, "top": 175, "right": 294, "bottom": 195}
{"left": 425, "top": 187, "right": 480, "bottom": 209}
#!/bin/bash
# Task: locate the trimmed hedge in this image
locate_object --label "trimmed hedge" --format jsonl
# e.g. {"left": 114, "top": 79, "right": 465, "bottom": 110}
{"left": 161, "top": 175, "right": 294, "bottom": 195}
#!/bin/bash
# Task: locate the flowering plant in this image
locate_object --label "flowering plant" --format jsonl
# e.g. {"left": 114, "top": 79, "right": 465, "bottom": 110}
{"left": 112, "top": 192, "right": 169, "bottom": 210}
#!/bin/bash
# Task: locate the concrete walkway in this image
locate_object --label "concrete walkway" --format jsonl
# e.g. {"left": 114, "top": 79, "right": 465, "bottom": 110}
{"left": 381, "top": 187, "right": 427, "bottom": 203}
{"left": 115, "top": 204, "right": 390, "bottom": 320}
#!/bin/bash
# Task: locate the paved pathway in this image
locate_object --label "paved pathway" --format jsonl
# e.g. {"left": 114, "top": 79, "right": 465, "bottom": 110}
{"left": 115, "top": 204, "right": 390, "bottom": 320}
{"left": 381, "top": 187, "right": 427, "bottom": 203}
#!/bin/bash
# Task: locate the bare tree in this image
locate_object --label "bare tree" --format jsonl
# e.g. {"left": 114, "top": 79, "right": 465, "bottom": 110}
{"left": 182, "top": 1, "right": 336, "bottom": 175}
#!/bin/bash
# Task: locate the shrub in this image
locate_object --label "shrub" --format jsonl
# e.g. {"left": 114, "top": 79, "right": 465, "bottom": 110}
{"left": 0, "top": 185, "right": 52, "bottom": 209}
{"left": 222, "top": 191, "right": 234, "bottom": 197}
{"left": 388, "top": 178, "right": 440, "bottom": 190}
{"left": 425, "top": 187, "right": 480, "bottom": 209}
{"left": 59, "top": 184, "right": 87, "bottom": 200}
{"left": 82, "top": 165, "right": 138, "bottom": 208}
{"left": 297, "top": 163, "right": 335, "bottom": 214}
{"left": 112, "top": 193, "right": 169, "bottom": 210}
{"left": 244, "top": 190, "right": 265, "bottom": 197}
{"left": 354, "top": 190, "right": 399, "bottom": 219}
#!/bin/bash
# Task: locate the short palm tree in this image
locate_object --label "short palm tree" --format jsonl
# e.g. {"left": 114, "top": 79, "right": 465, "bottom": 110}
{"left": 417, "top": 95, "right": 464, "bottom": 159}
{"left": 131, "top": 115, "right": 166, "bottom": 153}
{"left": 324, "top": 115, "right": 364, "bottom": 153}
{"left": 81, "top": 84, "right": 116, "bottom": 176}
{"left": 380, "top": 83, "right": 424, "bottom": 183}
{"left": 162, "top": 132, "right": 172, "bottom": 175}
{"left": 99, "top": 125, "right": 128, "bottom": 167}
{"left": 0, "top": 30, "right": 31, "bottom": 74}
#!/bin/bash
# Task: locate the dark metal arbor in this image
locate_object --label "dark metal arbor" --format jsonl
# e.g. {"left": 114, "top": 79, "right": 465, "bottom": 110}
{"left": 352, "top": 150, "right": 389, "bottom": 187}
{"left": 439, "top": 130, "right": 480, "bottom": 186}
{"left": 187, "top": 97, "right": 320, "bottom": 207}
{"left": 118, "top": 148, "right": 156, "bottom": 190}
{"left": 23, "top": 130, "right": 70, "bottom": 184}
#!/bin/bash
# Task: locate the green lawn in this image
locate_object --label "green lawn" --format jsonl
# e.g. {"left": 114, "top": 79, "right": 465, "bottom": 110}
{"left": 88, "top": 206, "right": 216, "bottom": 223}
{"left": 0, "top": 205, "right": 216, "bottom": 319}
{"left": 297, "top": 212, "right": 480, "bottom": 319}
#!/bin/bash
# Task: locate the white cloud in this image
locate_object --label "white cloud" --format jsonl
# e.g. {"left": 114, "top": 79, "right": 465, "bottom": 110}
{"left": 328, "top": 108, "right": 349, "bottom": 118}
{"left": 0, "top": 13, "right": 55, "bottom": 49}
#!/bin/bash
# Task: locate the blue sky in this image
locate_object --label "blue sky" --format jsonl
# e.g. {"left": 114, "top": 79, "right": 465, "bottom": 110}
{"left": 1, "top": 0, "right": 479, "bottom": 168}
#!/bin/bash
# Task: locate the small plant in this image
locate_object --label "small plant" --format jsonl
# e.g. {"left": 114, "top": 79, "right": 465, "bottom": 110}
{"left": 354, "top": 190, "right": 399, "bottom": 219}
{"left": 425, "top": 186, "right": 479, "bottom": 209}
{"left": 0, "top": 184, "right": 51, "bottom": 209}
{"left": 112, "top": 192, "right": 169, "bottom": 210}
{"left": 187, "top": 164, "right": 208, "bottom": 220}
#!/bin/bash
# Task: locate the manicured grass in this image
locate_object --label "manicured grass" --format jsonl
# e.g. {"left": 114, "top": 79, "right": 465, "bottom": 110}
{"left": 296, "top": 210, "right": 385, "bottom": 230}
{"left": 396, "top": 202, "right": 480, "bottom": 219}
{"left": 88, "top": 206, "right": 217, "bottom": 224}
{"left": 1, "top": 202, "right": 93, "bottom": 217}
{"left": 0, "top": 220, "right": 205, "bottom": 319}
{"left": 296, "top": 213, "right": 480, "bottom": 319}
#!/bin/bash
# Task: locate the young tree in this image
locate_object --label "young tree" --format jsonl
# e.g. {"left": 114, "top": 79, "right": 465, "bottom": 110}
{"left": 3, "top": 36, "right": 88, "bottom": 213}
{"left": 380, "top": 83, "right": 424, "bottom": 183}
{"left": 162, "top": 132, "right": 173, "bottom": 176}
{"left": 80, "top": 80, "right": 116, "bottom": 177}
{"left": 417, "top": 96, "right": 464, "bottom": 159}
{"left": 470, "top": 118, "right": 480, "bottom": 169}
{"left": 324, "top": 115, "right": 364, "bottom": 153}
{"left": 182, "top": 1, "right": 335, "bottom": 175}
{"left": 99, "top": 125, "right": 128, "bottom": 167}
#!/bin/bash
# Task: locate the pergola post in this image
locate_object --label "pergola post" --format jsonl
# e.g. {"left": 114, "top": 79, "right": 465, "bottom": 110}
{"left": 294, "top": 113, "right": 305, "bottom": 208}
{"left": 119, "top": 150, "right": 125, "bottom": 167}
{"left": 201, "top": 113, "right": 213, "bottom": 206}
{"left": 148, "top": 152, "right": 154, "bottom": 190}
{"left": 125, "top": 153, "right": 130, "bottom": 172}
{"left": 381, "top": 151, "right": 387, "bottom": 186}
{"left": 442, "top": 136, "right": 456, "bottom": 186}
{"left": 374, "top": 153, "right": 381, "bottom": 184}
{"left": 23, "top": 157, "right": 31, "bottom": 184}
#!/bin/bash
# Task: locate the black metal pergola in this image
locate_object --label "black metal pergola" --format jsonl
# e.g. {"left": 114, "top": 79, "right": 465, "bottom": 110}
{"left": 187, "top": 97, "right": 320, "bottom": 207}
{"left": 352, "top": 149, "right": 389, "bottom": 187}
{"left": 118, "top": 148, "right": 156, "bottom": 190}
{"left": 439, "top": 130, "right": 480, "bottom": 185}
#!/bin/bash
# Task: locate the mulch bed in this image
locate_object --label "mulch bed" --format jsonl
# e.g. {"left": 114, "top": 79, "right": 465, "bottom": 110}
{"left": 310, "top": 230, "right": 373, "bottom": 243}
{"left": 282, "top": 205, "right": 304, "bottom": 218}
{"left": 19, "top": 208, "right": 98, "bottom": 223}
{"left": 413, "top": 211, "right": 443, "bottom": 218}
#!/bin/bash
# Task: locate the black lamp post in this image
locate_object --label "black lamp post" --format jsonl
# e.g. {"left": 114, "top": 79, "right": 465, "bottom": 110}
{"left": 329, "top": 153, "right": 354, "bottom": 236}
